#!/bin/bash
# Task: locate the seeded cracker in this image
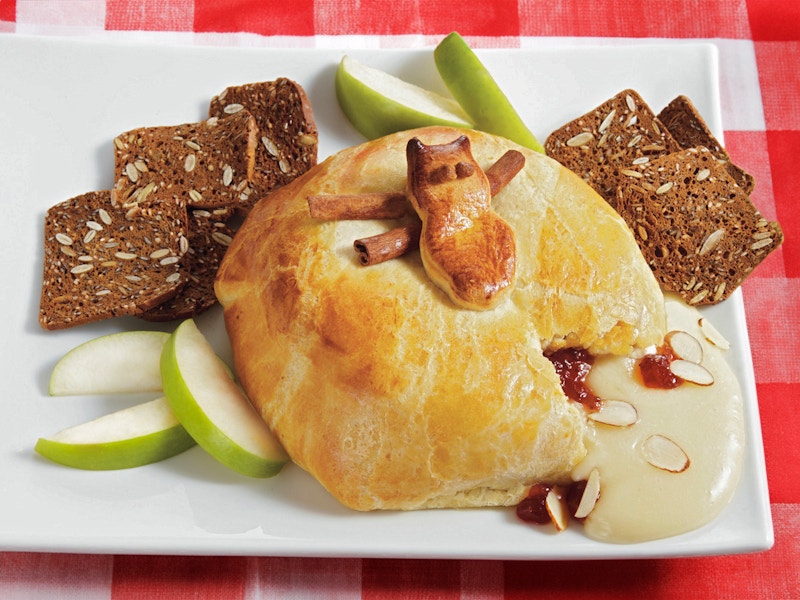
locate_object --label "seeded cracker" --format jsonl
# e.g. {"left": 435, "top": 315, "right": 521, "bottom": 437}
{"left": 112, "top": 110, "right": 258, "bottom": 211}
{"left": 613, "top": 147, "right": 783, "bottom": 305}
{"left": 139, "top": 208, "right": 235, "bottom": 322}
{"left": 658, "top": 95, "right": 755, "bottom": 194}
{"left": 39, "top": 191, "right": 189, "bottom": 330}
{"left": 545, "top": 89, "right": 681, "bottom": 209}
{"left": 208, "top": 78, "right": 318, "bottom": 213}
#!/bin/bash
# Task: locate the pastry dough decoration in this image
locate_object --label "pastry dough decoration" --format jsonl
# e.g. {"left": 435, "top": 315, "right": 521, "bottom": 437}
{"left": 307, "top": 135, "right": 525, "bottom": 310}
{"left": 406, "top": 135, "right": 517, "bottom": 310}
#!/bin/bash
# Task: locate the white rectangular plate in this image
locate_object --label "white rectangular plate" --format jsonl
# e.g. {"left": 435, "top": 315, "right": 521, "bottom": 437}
{"left": 0, "top": 35, "right": 772, "bottom": 559}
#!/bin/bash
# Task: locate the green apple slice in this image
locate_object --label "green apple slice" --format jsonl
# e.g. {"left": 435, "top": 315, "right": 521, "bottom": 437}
{"left": 335, "top": 54, "right": 473, "bottom": 140}
{"left": 433, "top": 32, "right": 545, "bottom": 153}
{"left": 49, "top": 330, "right": 169, "bottom": 396}
{"left": 34, "top": 397, "right": 195, "bottom": 470}
{"left": 160, "top": 319, "right": 289, "bottom": 478}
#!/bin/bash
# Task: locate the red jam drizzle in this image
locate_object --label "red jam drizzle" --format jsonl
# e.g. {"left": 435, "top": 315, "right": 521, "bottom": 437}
{"left": 545, "top": 347, "right": 602, "bottom": 412}
{"left": 637, "top": 346, "right": 682, "bottom": 389}
{"left": 516, "top": 483, "right": 553, "bottom": 524}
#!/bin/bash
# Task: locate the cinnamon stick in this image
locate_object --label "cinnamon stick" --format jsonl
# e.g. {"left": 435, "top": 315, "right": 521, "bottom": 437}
{"left": 332, "top": 150, "right": 525, "bottom": 266}
{"left": 308, "top": 192, "right": 408, "bottom": 220}
{"left": 486, "top": 149, "right": 526, "bottom": 196}
{"left": 354, "top": 221, "right": 422, "bottom": 266}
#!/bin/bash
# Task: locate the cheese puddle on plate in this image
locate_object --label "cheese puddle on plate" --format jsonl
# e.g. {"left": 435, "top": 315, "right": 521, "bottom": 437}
{"left": 572, "top": 296, "right": 745, "bottom": 543}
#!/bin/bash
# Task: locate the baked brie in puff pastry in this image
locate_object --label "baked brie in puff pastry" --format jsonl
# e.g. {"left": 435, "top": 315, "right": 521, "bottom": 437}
{"left": 215, "top": 126, "right": 666, "bottom": 511}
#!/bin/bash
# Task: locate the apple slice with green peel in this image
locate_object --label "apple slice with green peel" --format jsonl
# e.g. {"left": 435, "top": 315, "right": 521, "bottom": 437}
{"left": 49, "top": 330, "right": 169, "bottom": 396}
{"left": 433, "top": 32, "right": 545, "bottom": 153}
{"left": 335, "top": 54, "right": 473, "bottom": 140}
{"left": 160, "top": 319, "right": 289, "bottom": 478}
{"left": 34, "top": 397, "right": 195, "bottom": 470}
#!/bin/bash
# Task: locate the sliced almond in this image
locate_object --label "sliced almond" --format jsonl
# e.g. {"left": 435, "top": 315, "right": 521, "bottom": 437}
{"left": 698, "top": 317, "right": 730, "bottom": 350}
{"left": 588, "top": 400, "right": 638, "bottom": 427}
{"left": 573, "top": 468, "right": 601, "bottom": 519}
{"left": 545, "top": 487, "right": 569, "bottom": 532}
{"left": 665, "top": 330, "right": 703, "bottom": 364}
{"left": 669, "top": 359, "right": 714, "bottom": 386}
{"left": 642, "top": 434, "right": 690, "bottom": 473}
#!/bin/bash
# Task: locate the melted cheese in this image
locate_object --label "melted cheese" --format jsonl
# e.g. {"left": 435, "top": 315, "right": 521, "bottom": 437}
{"left": 572, "top": 297, "right": 745, "bottom": 543}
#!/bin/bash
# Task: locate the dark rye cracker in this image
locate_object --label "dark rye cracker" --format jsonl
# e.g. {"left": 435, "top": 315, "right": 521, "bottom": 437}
{"left": 139, "top": 208, "right": 236, "bottom": 322}
{"left": 613, "top": 147, "right": 782, "bottom": 305}
{"left": 545, "top": 89, "right": 682, "bottom": 209}
{"left": 658, "top": 95, "right": 755, "bottom": 194}
{"left": 39, "top": 191, "right": 189, "bottom": 330}
{"left": 112, "top": 110, "right": 258, "bottom": 211}
{"left": 209, "top": 78, "right": 318, "bottom": 213}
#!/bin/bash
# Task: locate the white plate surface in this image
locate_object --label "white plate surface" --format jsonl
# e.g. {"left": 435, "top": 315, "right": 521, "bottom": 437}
{"left": 0, "top": 35, "right": 772, "bottom": 559}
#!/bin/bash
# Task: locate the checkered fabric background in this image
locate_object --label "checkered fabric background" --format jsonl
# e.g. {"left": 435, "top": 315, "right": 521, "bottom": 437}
{"left": 1, "top": 1, "right": 798, "bottom": 598}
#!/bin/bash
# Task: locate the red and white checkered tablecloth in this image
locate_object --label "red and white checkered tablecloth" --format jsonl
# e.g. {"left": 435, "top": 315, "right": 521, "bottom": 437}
{"left": 1, "top": 1, "right": 798, "bottom": 598}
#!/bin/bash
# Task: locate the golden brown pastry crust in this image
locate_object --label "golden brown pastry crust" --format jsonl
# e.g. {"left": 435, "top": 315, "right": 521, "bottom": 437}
{"left": 215, "top": 126, "right": 666, "bottom": 511}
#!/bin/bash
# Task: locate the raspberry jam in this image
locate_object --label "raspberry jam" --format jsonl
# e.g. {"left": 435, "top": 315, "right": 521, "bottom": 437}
{"left": 638, "top": 347, "right": 682, "bottom": 389}
{"left": 516, "top": 483, "right": 553, "bottom": 524}
{"left": 545, "top": 347, "right": 602, "bottom": 411}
